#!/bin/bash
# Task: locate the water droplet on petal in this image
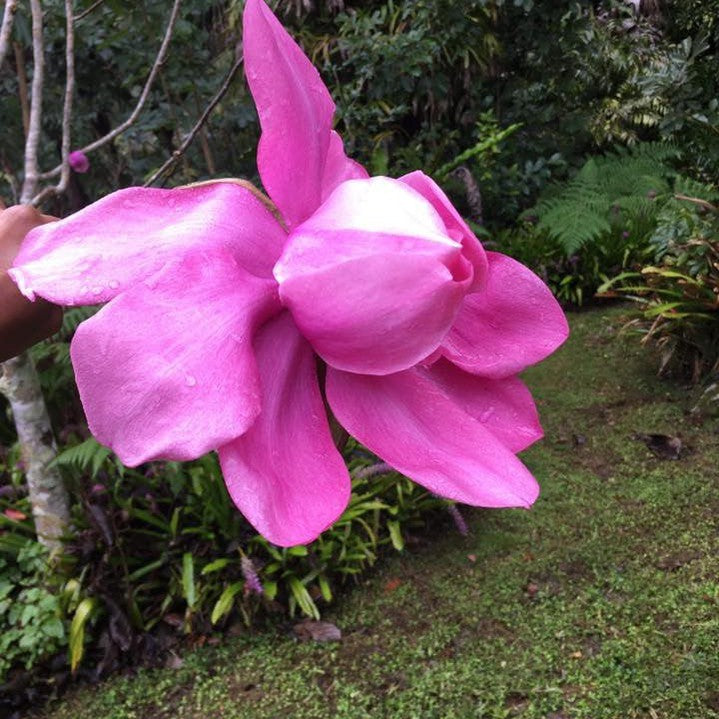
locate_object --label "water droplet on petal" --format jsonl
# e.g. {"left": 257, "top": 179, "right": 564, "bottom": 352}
{"left": 92, "top": 286, "right": 103, "bottom": 296}
{"left": 185, "top": 375, "right": 197, "bottom": 387}
{"left": 108, "top": 280, "right": 120, "bottom": 290}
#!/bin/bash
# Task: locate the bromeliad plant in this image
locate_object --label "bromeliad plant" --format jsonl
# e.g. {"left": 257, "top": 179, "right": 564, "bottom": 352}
{"left": 9, "top": 0, "right": 567, "bottom": 547}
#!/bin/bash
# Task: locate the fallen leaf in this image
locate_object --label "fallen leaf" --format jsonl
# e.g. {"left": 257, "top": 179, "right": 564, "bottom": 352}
{"left": 384, "top": 578, "right": 402, "bottom": 593}
{"left": 656, "top": 550, "right": 702, "bottom": 571}
{"left": 467, "top": 554, "right": 477, "bottom": 563}
{"left": 4, "top": 508, "right": 27, "bottom": 521}
{"left": 634, "top": 433, "right": 683, "bottom": 460}
{"left": 293, "top": 620, "right": 341, "bottom": 643}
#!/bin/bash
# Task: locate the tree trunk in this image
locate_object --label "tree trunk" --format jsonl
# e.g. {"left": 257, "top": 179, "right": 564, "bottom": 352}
{"left": 0, "top": 353, "right": 70, "bottom": 552}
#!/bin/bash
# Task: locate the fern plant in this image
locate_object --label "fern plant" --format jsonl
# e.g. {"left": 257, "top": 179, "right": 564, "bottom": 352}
{"left": 527, "top": 143, "right": 680, "bottom": 255}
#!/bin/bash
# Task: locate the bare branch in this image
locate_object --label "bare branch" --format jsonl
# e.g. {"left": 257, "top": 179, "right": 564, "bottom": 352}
{"left": 675, "top": 193, "right": 719, "bottom": 214}
{"left": 13, "top": 41, "right": 29, "bottom": 136}
{"left": 31, "top": 0, "right": 75, "bottom": 207}
{"left": 19, "top": 0, "right": 44, "bottom": 204}
{"left": 58, "top": 0, "right": 75, "bottom": 192}
{"left": 144, "top": 57, "right": 243, "bottom": 187}
{"left": 0, "top": 0, "right": 17, "bottom": 70}
{"left": 38, "top": 0, "right": 182, "bottom": 183}
{"left": 74, "top": 0, "right": 103, "bottom": 22}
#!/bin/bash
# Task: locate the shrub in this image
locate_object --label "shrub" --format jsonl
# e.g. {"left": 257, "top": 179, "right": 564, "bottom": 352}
{"left": 0, "top": 531, "right": 67, "bottom": 683}
{"left": 4, "top": 437, "right": 450, "bottom": 674}
{"left": 600, "top": 180, "right": 719, "bottom": 381}
{"left": 497, "top": 143, "right": 681, "bottom": 306}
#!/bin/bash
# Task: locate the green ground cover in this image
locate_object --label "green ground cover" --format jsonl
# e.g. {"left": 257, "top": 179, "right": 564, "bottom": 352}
{"left": 35, "top": 308, "right": 719, "bottom": 719}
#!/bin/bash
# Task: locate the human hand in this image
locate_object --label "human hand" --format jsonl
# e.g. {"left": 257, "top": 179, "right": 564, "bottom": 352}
{"left": 0, "top": 201, "right": 63, "bottom": 363}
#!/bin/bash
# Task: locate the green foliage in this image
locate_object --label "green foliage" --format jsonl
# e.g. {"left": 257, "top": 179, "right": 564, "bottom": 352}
{"left": 27, "top": 439, "right": 447, "bottom": 674}
{"left": 600, "top": 184, "right": 719, "bottom": 381}
{"left": 0, "top": 537, "right": 67, "bottom": 682}
{"left": 593, "top": 31, "right": 719, "bottom": 177}
{"left": 529, "top": 143, "right": 679, "bottom": 255}
{"left": 496, "top": 222, "right": 632, "bottom": 307}
{"left": 496, "top": 143, "right": 682, "bottom": 306}
{"left": 433, "top": 117, "right": 521, "bottom": 182}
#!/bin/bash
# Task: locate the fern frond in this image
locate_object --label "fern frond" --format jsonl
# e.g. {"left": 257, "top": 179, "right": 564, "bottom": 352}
{"left": 50, "top": 438, "right": 111, "bottom": 479}
{"left": 529, "top": 142, "right": 680, "bottom": 255}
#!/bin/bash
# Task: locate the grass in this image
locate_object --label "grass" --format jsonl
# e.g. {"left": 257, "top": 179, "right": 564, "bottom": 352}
{"left": 35, "top": 308, "right": 719, "bottom": 719}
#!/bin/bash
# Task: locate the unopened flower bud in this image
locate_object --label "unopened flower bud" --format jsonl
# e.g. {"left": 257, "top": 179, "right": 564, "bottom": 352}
{"left": 69, "top": 151, "right": 90, "bottom": 174}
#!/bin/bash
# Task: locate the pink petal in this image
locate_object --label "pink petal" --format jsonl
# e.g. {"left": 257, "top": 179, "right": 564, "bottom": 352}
{"left": 219, "top": 312, "right": 350, "bottom": 547}
{"left": 400, "top": 170, "right": 488, "bottom": 292}
{"left": 326, "top": 366, "right": 540, "bottom": 508}
{"left": 10, "top": 182, "right": 285, "bottom": 305}
{"left": 71, "top": 248, "right": 280, "bottom": 466}
{"left": 274, "top": 177, "right": 473, "bottom": 375}
{"left": 426, "top": 359, "right": 543, "bottom": 453}
{"left": 244, "top": 0, "right": 363, "bottom": 228}
{"left": 442, "top": 252, "right": 569, "bottom": 378}
{"left": 321, "top": 130, "right": 369, "bottom": 202}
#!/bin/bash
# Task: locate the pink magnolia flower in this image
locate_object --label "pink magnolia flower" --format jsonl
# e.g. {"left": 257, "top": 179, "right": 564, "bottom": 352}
{"left": 68, "top": 151, "right": 90, "bottom": 174}
{"left": 9, "top": 0, "right": 568, "bottom": 546}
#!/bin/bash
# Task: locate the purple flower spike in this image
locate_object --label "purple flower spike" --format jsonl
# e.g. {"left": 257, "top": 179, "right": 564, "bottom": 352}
{"left": 68, "top": 151, "right": 90, "bottom": 173}
{"left": 241, "top": 556, "right": 263, "bottom": 595}
{"left": 447, "top": 503, "right": 469, "bottom": 536}
{"left": 8, "top": 0, "right": 568, "bottom": 547}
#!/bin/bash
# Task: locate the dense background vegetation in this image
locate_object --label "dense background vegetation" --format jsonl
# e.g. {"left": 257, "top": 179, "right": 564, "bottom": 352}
{"left": 0, "top": 0, "right": 717, "bottom": 709}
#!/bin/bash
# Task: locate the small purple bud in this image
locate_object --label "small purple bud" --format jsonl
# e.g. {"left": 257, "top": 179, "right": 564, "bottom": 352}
{"left": 447, "top": 503, "right": 469, "bottom": 536}
{"left": 241, "top": 556, "right": 263, "bottom": 595}
{"left": 90, "top": 483, "right": 106, "bottom": 494}
{"left": 622, "top": 231, "right": 630, "bottom": 239}
{"left": 69, "top": 150, "right": 90, "bottom": 173}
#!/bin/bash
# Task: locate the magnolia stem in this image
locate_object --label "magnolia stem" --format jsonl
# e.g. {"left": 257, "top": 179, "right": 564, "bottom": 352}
{"left": 144, "top": 57, "right": 243, "bottom": 187}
